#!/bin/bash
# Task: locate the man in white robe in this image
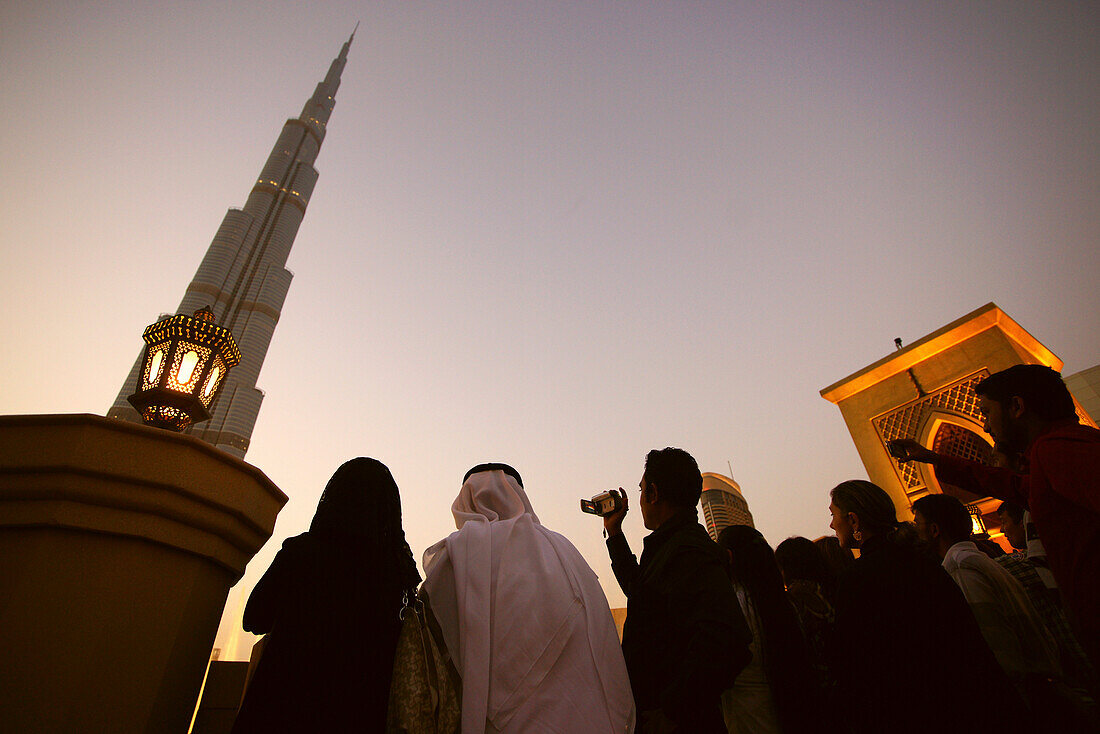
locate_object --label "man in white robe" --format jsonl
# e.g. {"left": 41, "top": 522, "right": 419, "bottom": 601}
{"left": 422, "top": 463, "right": 635, "bottom": 733}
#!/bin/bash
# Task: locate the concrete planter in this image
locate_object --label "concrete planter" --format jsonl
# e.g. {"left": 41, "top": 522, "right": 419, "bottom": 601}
{"left": 0, "top": 414, "right": 286, "bottom": 733}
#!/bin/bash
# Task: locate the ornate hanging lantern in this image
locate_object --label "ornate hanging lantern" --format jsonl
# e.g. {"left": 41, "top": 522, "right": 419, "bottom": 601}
{"left": 128, "top": 307, "right": 241, "bottom": 432}
{"left": 967, "top": 504, "right": 987, "bottom": 536}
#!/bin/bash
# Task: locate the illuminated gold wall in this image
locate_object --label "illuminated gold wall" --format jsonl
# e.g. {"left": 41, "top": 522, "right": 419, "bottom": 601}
{"left": 820, "top": 303, "right": 1096, "bottom": 532}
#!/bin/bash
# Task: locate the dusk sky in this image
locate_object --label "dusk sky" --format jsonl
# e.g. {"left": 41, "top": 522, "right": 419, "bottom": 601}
{"left": 2, "top": 2, "right": 1098, "bottom": 659}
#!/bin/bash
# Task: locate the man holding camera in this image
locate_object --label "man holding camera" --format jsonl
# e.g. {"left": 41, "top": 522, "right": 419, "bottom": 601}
{"left": 601, "top": 447, "right": 751, "bottom": 733}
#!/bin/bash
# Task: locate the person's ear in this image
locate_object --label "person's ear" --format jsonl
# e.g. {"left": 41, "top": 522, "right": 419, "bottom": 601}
{"left": 929, "top": 522, "right": 941, "bottom": 541}
{"left": 644, "top": 482, "right": 659, "bottom": 505}
{"left": 848, "top": 511, "right": 860, "bottom": 533}
{"left": 1008, "top": 395, "right": 1026, "bottom": 420}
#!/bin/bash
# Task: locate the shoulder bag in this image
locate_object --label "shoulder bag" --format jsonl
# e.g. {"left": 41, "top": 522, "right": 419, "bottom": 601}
{"left": 386, "top": 590, "right": 461, "bottom": 734}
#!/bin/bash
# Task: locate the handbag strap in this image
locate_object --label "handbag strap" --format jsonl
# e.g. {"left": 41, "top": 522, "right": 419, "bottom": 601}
{"left": 398, "top": 589, "right": 419, "bottom": 620}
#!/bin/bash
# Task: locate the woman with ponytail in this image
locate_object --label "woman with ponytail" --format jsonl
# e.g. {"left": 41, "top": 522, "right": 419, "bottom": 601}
{"left": 232, "top": 458, "right": 421, "bottom": 733}
{"left": 827, "top": 480, "right": 1029, "bottom": 734}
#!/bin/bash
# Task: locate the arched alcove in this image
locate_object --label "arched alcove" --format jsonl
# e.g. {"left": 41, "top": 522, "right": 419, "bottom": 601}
{"left": 917, "top": 411, "right": 993, "bottom": 498}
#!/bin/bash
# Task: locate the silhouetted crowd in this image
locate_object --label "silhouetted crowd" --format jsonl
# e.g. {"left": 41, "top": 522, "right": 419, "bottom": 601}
{"left": 229, "top": 364, "right": 1100, "bottom": 733}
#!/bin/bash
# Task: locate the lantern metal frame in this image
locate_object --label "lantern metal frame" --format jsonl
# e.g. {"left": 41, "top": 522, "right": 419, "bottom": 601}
{"left": 128, "top": 307, "right": 241, "bottom": 432}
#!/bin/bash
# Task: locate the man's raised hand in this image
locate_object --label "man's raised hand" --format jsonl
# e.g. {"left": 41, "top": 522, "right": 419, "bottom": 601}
{"left": 603, "top": 488, "right": 629, "bottom": 537}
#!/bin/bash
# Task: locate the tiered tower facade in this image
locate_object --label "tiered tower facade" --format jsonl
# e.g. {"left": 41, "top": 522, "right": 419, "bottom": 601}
{"left": 699, "top": 472, "right": 755, "bottom": 542}
{"left": 108, "top": 31, "right": 355, "bottom": 458}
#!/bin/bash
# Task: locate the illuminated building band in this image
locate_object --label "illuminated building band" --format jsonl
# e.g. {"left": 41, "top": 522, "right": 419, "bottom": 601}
{"left": 107, "top": 29, "right": 357, "bottom": 458}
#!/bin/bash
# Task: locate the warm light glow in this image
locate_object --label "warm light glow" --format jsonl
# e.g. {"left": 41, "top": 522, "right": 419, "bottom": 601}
{"left": 177, "top": 350, "right": 200, "bottom": 384}
{"left": 142, "top": 405, "right": 192, "bottom": 431}
{"left": 203, "top": 365, "right": 220, "bottom": 398}
{"left": 149, "top": 349, "right": 164, "bottom": 383}
{"left": 129, "top": 308, "right": 237, "bottom": 431}
{"left": 968, "top": 505, "right": 986, "bottom": 535}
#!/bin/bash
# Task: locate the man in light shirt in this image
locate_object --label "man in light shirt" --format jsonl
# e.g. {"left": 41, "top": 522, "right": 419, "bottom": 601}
{"left": 913, "top": 493, "right": 1060, "bottom": 687}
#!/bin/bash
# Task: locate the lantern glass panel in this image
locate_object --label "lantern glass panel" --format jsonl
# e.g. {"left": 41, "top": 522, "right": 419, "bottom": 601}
{"left": 178, "top": 350, "right": 200, "bottom": 384}
{"left": 168, "top": 344, "right": 211, "bottom": 393}
{"left": 143, "top": 342, "right": 170, "bottom": 389}
{"left": 199, "top": 356, "right": 226, "bottom": 407}
{"left": 149, "top": 350, "right": 164, "bottom": 381}
{"left": 204, "top": 365, "right": 220, "bottom": 397}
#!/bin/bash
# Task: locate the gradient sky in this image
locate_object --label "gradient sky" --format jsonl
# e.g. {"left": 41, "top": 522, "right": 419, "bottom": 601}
{"left": 2, "top": 2, "right": 1098, "bottom": 659}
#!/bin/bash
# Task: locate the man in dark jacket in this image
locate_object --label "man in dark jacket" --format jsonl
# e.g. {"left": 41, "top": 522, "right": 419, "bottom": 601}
{"left": 603, "top": 447, "right": 752, "bottom": 733}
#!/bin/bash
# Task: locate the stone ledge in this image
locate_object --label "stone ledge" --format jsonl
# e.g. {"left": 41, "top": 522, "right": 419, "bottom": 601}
{"left": 0, "top": 413, "right": 287, "bottom": 578}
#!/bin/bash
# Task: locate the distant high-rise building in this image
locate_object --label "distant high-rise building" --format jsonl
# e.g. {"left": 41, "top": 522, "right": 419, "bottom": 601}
{"left": 699, "top": 472, "right": 754, "bottom": 542}
{"left": 108, "top": 32, "right": 356, "bottom": 458}
{"left": 1066, "top": 364, "right": 1100, "bottom": 425}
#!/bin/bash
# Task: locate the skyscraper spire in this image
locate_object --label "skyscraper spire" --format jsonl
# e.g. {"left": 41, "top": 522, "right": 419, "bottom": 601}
{"left": 108, "top": 36, "right": 354, "bottom": 458}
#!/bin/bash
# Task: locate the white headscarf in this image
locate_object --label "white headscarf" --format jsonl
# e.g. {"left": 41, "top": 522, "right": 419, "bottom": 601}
{"left": 422, "top": 469, "right": 634, "bottom": 733}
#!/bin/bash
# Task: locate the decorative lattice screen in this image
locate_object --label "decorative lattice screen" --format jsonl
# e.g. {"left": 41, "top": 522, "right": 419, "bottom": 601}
{"left": 933, "top": 423, "right": 994, "bottom": 464}
{"left": 873, "top": 370, "right": 990, "bottom": 493}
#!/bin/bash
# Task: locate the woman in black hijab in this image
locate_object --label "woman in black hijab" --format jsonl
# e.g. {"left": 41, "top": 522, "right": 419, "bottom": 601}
{"left": 231, "top": 458, "right": 421, "bottom": 733}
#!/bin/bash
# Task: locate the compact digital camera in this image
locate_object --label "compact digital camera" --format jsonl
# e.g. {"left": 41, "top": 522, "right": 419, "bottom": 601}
{"left": 580, "top": 491, "right": 622, "bottom": 517}
{"left": 886, "top": 439, "right": 910, "bottom": 461}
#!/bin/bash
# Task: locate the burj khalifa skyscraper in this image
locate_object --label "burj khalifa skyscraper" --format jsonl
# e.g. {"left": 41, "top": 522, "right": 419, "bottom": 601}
{"left": 108, "top": 29, "right": 356, "bottom": 458}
